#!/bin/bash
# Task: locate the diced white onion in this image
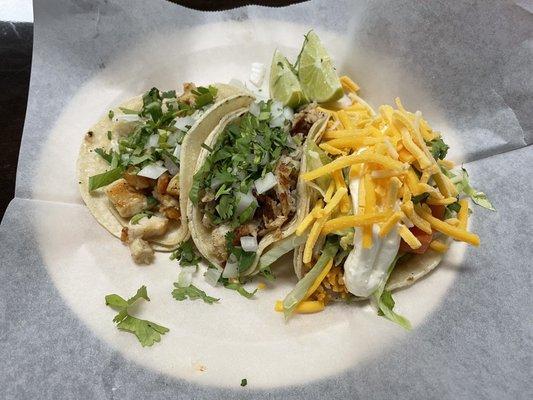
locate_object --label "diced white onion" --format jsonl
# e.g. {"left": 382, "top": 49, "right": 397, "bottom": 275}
{"left": 222, "top": 255, "right": 239, "bottom": 278}
{"left": 249, "top": 62, "right": 265, "bottom": 87}
{"left": 337, "top": 94, "right": 353, "bottom": 108}
{"left": 249, "top": 101, "right": 261, "bottom": 117}
{"left": 240, "top": 236, "right": 258, "bottom": 252}
{"left": 114, "top": 114, "right": 141, "bottom": 123}
{"left": 172, "top": 144, "right": 181, "bottom": 159}
{"left": 255, "top": 172, "right": 277, "bottom": 194}
{"left": 175, "top": 115, "right": 196, "bottom": 131}
{"left": 204, "top": 268, "right": 222, "bottom": 287}
{"left": 210, "top": 177, "right": 223, "bottom": 190}
{"left": 147, "top": 134, "right": 159, "bottom": 148}
{"left": 137, "top": 163, "right": 168, "bottom": 179}
{"left": 162, "top": 154, "right": 179, "bottom": 176}
{"left": 177, "top": 266, "right": 196, "bottom": 287}
{"left": 282, "top": 106, "right": 294, "bottom": 120}
{"left": 269, "top": 115, "right": 285, "bottom": 128}
{"left": 110, "top": 139, "right": 119, "bottom": 152}
{"left": 167, "top": 133, "right": 178, "bottom": 146}
{"left": 270, "top": 101, "right": 284, "bottom": 117}
{"left": 235, "top": 191, "right": 255, "bottom": 215}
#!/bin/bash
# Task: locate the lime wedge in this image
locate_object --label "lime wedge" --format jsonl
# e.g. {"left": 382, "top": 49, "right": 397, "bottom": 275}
{"left": 269, "top": 49, "right": 307, "bottom": 108}
{"left": 297, "top": 31, "right": 343, "bottom": 104}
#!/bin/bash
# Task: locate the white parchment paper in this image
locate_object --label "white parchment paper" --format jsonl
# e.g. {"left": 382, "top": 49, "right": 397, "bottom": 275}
{"left": 1, "top": 0, "right": 532, "bottom": 399}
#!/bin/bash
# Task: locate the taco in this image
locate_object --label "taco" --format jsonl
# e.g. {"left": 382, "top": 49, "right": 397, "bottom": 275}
{"left": 77, "top": 83, "right": 253, "bottom": 264}
{"left": 281, "top": 75, "right": 486, "bottom": 327}
{"left": 187, "top": 100, "right": 328, "bottom": 279}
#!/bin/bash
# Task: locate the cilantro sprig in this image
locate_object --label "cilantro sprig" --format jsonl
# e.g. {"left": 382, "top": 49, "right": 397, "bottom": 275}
{"left": 172, "top": 284, "right": 219, "bottom": 304}
{"left": 170, "top": 239, "right": 202, "bottom": 266}
{"left": 105, "top": 286, "right": 169, "bottom": 347}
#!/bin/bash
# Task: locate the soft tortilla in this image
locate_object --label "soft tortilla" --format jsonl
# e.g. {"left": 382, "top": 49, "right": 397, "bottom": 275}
{"left": 188, "top": 109, "right": 328, "bottom": 275}
{"left": 77, "top": 83, "right": 253, "bottom": 251}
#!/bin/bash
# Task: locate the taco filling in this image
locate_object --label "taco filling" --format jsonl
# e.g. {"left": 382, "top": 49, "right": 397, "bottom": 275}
{"left": 280, "top": 76, "right": 493, "bottom": 326}
{"left": 189, "top": 100, "right": 325, "bottom": 277}
{"left": 87, "top": 84, "right": 220, "bottom": 263}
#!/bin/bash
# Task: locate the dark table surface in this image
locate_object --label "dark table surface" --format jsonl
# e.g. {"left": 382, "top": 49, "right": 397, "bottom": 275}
{"left": 0, "top": 1, "right": 304, "bottom": 221}
{"left": 0, "top": 21, "right": 32, "bottom": 220}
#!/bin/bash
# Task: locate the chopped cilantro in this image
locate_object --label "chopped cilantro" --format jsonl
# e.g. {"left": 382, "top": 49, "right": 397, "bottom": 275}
{"left": 411, "top": 192, "right": 429, "bottom": 204}
{"left": 170, "top": 240, "right": 202, "bottom": 267}
{"left": 447, "top": 201, "right": 461, "bottom": 213}
{"left": 108, "top": 110, "right": 114, "bottom": 119}
{"left": 94, "top": 147, "right": 113, "bottom": 164}
{"left": 223, "top": 282, "right": 257, "bottom": 299}
{"left": 190, "top": 100, "right": 291, "bottom": 226}
{"left": 225, "top": 232, "right": 256, "bottom": 274}
{"left": 427, "top": 138, "right": 449, "bottom": 160}
{"left": 107, "top": 130, "right": 112, "bottom": 140}
{"left": 259, "top": 267, "right": 276, "bottom": 281}
{"left": 240, "top": 378, "right": 248, "bottom": 387}
{"left": 172, "top": 283, "right": 219, "bottom": 304}
{"left": 130, "top": 211, "right": 153, "bottom": 225}
{"left": 105, "top": 285, "right": 169, "bottom": 347}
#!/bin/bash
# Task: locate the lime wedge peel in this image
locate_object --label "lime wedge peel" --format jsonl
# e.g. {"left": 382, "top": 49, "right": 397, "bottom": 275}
{"left": 269, "top": 49, "right": 307, "bottom": 108}
{"left": 297, "top": 31, "right": 344, "bottom": 104}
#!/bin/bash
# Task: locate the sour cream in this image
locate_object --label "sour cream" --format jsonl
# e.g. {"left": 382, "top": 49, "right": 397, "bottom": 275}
{"left": 343, "top": 175, "right": 401, "bottom": 298}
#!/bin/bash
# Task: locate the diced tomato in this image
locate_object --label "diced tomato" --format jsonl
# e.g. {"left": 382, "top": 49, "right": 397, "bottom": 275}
{"left": 429, "top": 204, "right": 445, "bottom": 220}
{"left": 399, "top": 226, "right": 433, "bottom": 254}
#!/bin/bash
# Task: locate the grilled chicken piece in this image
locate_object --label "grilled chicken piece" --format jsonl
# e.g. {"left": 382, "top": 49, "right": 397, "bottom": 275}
{"left": 166, "top": 174, "right": 180, "bottom": 198}
{"left": 211, "top": 224, "right": 232, "bottom": 262}
{"left": 123, "top": 169, "right": 155, "bottom": 190}
{"left": 129, "top": 238, "right": 154, "bottom": 264}
{"left": 105, "top": 178, "right": 148, "bottom": 218}
{"left": 127, "top": 215, "right": 169, "bottom": 240}
{"left": 178, "top": 82, "right": 198, "bottom": 106}
{"left": 153, "top": 188, "right": 180, "bottom": 221}
{"left": 156, "top": 173, "right": 170, "bottom": 195}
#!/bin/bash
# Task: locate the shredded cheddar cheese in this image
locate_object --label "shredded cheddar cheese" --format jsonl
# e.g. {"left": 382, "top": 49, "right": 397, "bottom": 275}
{"left": 429, "top": 240, "right": 448, "bottom": 252}
{"left": 398, "top": 224, "right": 422, "bottom": 249}
{"left": 416, "top": 205, "right": 480, "bottom": 246}
{"left": 457, "top": 198, "right": 469, "bottom": 230}
{"left": 275, "top": 300, "right": 325, "bottom": 314}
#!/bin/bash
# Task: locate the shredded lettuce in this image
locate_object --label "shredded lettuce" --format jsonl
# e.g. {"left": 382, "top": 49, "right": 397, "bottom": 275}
{"left": 454, "top": 168, "right": 495, "bottom": 211}
{"left": 371, "top": 255, "right": 412, "bottom": 330}
{"left": 282, "top": 239, "right": 339, "bottom": 319}
{"left": 305, "top": 141, "right": 332, "bottom": 190}
{"left": 258, "top": 234, "right": 307, "bottom": 270}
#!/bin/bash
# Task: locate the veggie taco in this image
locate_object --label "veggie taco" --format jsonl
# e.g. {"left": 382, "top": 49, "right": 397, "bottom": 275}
{"left": 281, "top": 77, "right": 492, "bottom": 326}
{"left": 77, "top": 83, "right": 253, "bottom": 264}
{"left": 187, "top": 100, "right": 328, "bottom": 279}
{"left": 259, "top": 31, "right": 493, "bottom": 326}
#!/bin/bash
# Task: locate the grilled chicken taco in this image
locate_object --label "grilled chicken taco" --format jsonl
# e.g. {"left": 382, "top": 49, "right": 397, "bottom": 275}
{"left": 280, "top": 75, "right": 492, "bottom": 327}
{"left": 77, "top": 83, "right": 253, "bottom": 264}
{"left": 187, "top": 99, "right": 328, "bottom": 279}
